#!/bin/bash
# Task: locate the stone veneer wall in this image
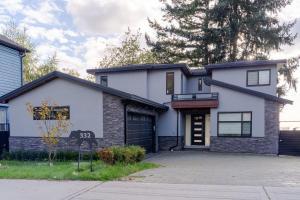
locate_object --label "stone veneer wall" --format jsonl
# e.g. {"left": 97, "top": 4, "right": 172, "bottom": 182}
{"left": 158, "top": 136, "right": 184, "bottom": 151}
{"left": 9, "top": 92, "right": 125, "bottom": 152}
{"left": 210, "top": 100, "right": 279, "bottom": 154}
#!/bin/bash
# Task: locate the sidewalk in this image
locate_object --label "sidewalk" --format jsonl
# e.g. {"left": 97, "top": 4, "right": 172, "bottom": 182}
{"left": 0, "top": 180, "right": 300, "bottom": 200}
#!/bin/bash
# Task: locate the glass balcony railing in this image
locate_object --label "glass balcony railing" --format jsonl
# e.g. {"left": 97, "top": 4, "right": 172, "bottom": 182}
{"left": 172, "top": 93, "right": 218, "bottom": 101}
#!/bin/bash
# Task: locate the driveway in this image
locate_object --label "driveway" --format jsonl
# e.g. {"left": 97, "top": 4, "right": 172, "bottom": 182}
{"left": 128, "top": 151, "right": 300, "bottom": 186}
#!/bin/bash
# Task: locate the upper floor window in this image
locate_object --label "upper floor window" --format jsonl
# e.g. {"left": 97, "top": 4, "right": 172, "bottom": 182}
{"left": 100, "top": 76, "right": 108, "bottom": 86}
{"left": 247, "top": 69, "right": 270, "bottom": 86}
{"left": 33, "top": 106, "right": 70, "bottom": 120}
{"left": 166, "top": 72, "right": 174, "bottom": 95}
{"left": 198, "top": 78, "right": 203, "bottom": 91}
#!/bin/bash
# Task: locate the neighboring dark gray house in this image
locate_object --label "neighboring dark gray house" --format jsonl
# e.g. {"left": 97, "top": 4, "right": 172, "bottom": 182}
{"left": 0, "top": 35, "right": 28, "bottom": 152}
{"left": 0, "top": 60, "right": 292, "bottom": 154}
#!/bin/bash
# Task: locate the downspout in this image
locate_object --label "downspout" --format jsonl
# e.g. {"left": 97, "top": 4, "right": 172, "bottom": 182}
{"left": 123, "top": 102, "right": 128, "bottom": 145}
{"left": 20, "top": 52, "right": 26, "bottom": 86}
{"left": 169, "top": 110, "right": 179, "bottom": 151}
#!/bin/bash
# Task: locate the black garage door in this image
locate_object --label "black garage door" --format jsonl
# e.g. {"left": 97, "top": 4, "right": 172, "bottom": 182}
{"left": 126, "top": 112, "right": 155, "bottom": 153}
{"left": 279, "top": 131, "right": 300, "bottom": 156}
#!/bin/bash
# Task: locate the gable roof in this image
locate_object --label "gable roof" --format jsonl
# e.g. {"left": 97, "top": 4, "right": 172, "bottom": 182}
{"left": 0, "top": 34, "right": 30, "bottom": 53}
{"left": 203, "top": 77, "right": 292, "bottom": 104}
{"left": 205, "top": 60, "right": 286, "bottom": 72}
{"left": 0, "top": 71, "right": 168, "bottom": 111}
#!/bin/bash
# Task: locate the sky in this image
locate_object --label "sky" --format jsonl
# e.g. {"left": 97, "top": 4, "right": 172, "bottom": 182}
{"left": 0, "top": 0, "right": 299, "bottom": 126}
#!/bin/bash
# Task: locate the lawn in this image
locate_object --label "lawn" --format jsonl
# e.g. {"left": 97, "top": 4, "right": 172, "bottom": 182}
{"left": 0, "top": 160, "right": 158, "bottom": 181}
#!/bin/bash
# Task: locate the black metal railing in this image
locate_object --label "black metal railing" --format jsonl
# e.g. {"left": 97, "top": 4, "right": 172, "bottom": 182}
{"left": 0, "top": 123, "right": 9, "bottom": 132}
{"left": 172, "top": 93, "right": 218, "bottom": 101}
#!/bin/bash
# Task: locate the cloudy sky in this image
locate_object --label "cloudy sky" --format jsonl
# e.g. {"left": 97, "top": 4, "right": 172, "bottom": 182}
{"left": 0, "top": 0, "right": 299, "bottom": 125}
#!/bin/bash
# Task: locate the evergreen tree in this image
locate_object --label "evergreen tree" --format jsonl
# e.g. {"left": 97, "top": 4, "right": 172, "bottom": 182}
{"left": 148, "top": 0, "right": 296, "bottom": 65}
{"left": 210, "top": 0, "right": 296, "bottom": 61}
{"left": 146, "top": 0, "right": 217, "bottom": 66}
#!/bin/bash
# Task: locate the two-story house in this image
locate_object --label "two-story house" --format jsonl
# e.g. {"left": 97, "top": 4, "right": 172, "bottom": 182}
{"left": 0, "top": 34, "right": 29, "bottom": 152}
{"left": 0, "top": 60, "right": 292, "bottom": 154}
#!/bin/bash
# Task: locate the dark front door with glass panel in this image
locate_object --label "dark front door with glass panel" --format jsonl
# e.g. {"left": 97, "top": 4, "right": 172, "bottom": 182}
{"left": 191, "top": 114, "right": 205, "bottom": 145}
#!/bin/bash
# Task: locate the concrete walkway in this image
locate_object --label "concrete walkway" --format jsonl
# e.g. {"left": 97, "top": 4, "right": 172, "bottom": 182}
{"left": 1, "top": 180, "right": 300, "bottom": 200}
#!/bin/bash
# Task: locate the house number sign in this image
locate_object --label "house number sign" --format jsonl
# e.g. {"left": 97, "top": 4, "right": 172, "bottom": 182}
{"left": 69, "top": 130, "right": 98, "bottom": 172}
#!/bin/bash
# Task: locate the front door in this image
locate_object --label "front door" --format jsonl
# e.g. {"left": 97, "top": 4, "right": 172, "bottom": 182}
{"left": 191, "top": 114, "right": 205, "bottom": 145}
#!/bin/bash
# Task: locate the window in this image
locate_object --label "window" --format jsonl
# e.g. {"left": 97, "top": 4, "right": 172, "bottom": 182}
{"left": 33, "top": 106, "right": 70, "bottom": 120}
{"left": 218, "top": 112, "right": 252, "bottom": 137}
{"left": 247, "top": 69, "right": 270, "bottom": 86}
{"left": 100, "top": 76, "right": 108, "bottom": 86}
{"left": 0, "top": 107, "right": 8, "bottom": 131}
{"left": 166, "top": 72, "right": 174, "bottom": 95}
{"left": 198, "top": 78, "right": 203, "bottom": 91}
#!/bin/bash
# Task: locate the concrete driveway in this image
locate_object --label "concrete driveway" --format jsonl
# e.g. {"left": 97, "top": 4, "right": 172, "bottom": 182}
{"left": 128, "top": 151, "right": 300, "bottom": 186}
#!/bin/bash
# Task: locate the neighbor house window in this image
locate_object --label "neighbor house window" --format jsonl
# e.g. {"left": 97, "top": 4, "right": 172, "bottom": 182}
{"left": 33, "top": 106, "right": 70, "bottom": 120}
{"left": 247, "top": 69, "right": 270, "bottom": 86}
{"left": 100, "top": 76, "right": 108, "bottom": 86}
{"left": 198, "top": 78, "right": 203, "bottom": 91}
{"left": 218, "top": 112, "right": 252, "bottom": 137}
{"left": 0, "top": 107, "right": 8, "bottom": 131}
{"left": 166, "top": 72, "right": 174, "bottom": 95}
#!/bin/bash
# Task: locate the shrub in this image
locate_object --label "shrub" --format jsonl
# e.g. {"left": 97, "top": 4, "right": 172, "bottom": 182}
{"left": 98, "top": 148, "right": 114, "bottom": 164}
{"left": 1, "top": 150, "right": 99, "bottom": 161}
{"left": 98, "top": 146, "right": 145, "bottom": 165}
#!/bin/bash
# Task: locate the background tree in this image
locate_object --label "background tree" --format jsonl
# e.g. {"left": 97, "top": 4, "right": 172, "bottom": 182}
{"left": 147, "top": 0, "right": 298, "bottom": 96}
{"left": 61, "top": 68, "right": 80, "bottom": 77}
{"left": 1, "top": 21, "right": 38, "bottom": 83}
{"left": 98, "top": 29, "right": 158, "bottom": 68}
{"left": 27, "top": 101, "right": 70, "bottom": 166}
{"left": 1, "top": 21, "right": 81, "bottom": 82}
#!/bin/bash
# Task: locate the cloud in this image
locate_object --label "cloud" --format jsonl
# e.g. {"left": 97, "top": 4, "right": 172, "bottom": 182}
{"left": 66, "top": 0, "right": 162, "bottom": 35}
{"left": 0, "top": 0, "right": 23, "bottom": 15}
{"left": 78, "top": 36, "right": 120, "bottom": 68}
{"left": 279, "top": 1, "right": 300, "bottom": 22}
{"left": 22, "top": 0, "right": 62, "bottom": 25}
{"left": 25, "top": 25, "right": 78, "bottom": 44}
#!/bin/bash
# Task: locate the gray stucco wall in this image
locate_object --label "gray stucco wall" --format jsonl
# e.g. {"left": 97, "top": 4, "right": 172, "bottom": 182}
{"left": 210, "top": 85, "right": 265, "bottom": 137}
{"left": 212, "top": 66, "right": 277, "bottom": 95}
{"left": 8, "top": 79, "right": 104, "bottom": 138}
{"left": 210, "top": 100, "right": 279, "bottom": 154}
{"left": 96, "top": 71, "right": 148, "bottom": 98}
{"left": 0, "top": 45, "right": 22, "bottom": 96}
{"left": 186, "top": 76, "right": 211, "bottom": 93}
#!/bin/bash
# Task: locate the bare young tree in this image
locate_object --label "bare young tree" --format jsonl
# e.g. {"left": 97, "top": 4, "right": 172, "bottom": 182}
{"left": 26, "top": 100, "right": 70, "bottom": 166}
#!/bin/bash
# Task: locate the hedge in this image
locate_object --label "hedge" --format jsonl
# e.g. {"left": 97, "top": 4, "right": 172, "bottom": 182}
{"left": 1, "top": 150, "right": 99, "bottom": 161}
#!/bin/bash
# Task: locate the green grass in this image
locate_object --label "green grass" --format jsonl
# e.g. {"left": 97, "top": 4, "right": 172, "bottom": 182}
{"left": 0, "top": 160, "right": 158, "bottom": 181}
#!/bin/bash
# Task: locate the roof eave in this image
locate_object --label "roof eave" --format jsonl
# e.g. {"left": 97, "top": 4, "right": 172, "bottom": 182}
{"left": 203, "top": 77, "right": 293, "bottom": 105}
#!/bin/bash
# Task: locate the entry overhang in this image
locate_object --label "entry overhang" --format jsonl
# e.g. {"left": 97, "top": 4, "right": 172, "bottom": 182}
{"left": 171, "top": 100, "right": 219, "bottom": 109}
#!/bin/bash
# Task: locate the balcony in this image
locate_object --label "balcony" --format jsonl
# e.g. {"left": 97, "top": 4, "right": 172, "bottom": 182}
{"left": 171, "top": 93, "right": 219, "bottom": 109}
